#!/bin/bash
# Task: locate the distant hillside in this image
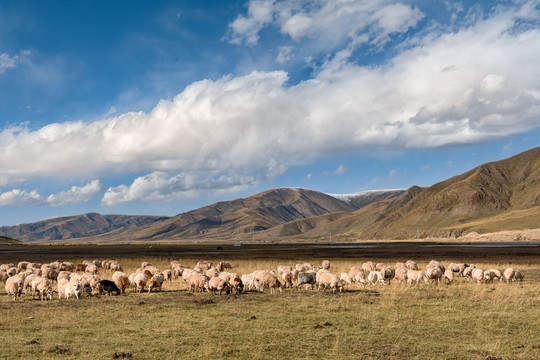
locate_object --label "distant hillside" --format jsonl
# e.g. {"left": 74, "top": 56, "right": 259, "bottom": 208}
{"left": 0, "top": 235, "right": 22, "bottom": 245}
{"left": 0, "top": 213, "right": 169, "bottom": 242}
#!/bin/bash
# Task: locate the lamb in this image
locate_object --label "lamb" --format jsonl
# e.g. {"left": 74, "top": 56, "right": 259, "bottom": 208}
{"left": 189, "top": 274, "right": 209, "bottom": 292}
{"left": 5, "top": 277, "right": 20, "bottom": 300}
{"left": 147, "top": 273, "right": 165, "bottom": 293}
{"left": 252, "top": 270, "right": 283, "bottom": 294}
{"left": 296, "top": 272, "right": 317, "bottom": 290}
{"left": 317, "top": 272, "right": 343, "bottom": 293}
{"left": 208, "top": 277, "right": 230, "bottom": 295}
{"left": 133, "top": 273, "right": 149, "bottom": 293}
{"left": 112, "top": 271, "right": 130, "bottom": 294}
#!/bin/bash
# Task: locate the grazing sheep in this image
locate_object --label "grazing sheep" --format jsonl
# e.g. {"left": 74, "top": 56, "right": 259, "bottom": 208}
{"left": 444, "top": 269, "right": 454, "bottom": 283}
{"left": 348, "top": 267, "right": 366, "bottom": 287}
{"left": 61, "top": 262, "right": 75, "bottom": 272}
{"left": 406, "top": 270, "right": 428, "bottom": 285}
{"left": 57, "top": 271, "right": 71, "bottom": 282}
{"left": 98, "top": 280, "right": 121, "bottom": 295}
{"left": 76, "top": 264, "right": 87, "bottom": 272}
{"left": 7, "top": 267, "right": 18, "bottom": 276}
{"left": 128, "top": 273, "right": 137, "bottom": 287}
{"left": 448, "top": 263, "right": 468, "bottom": 276}
{"left": 394, "top": 267, "right": 408, "bottom": 283}
{"left": 189, "top": 274, "right": 209, "bottom": 292}
{"left": 58, "top": 278, "right": 84, "bottom": 300}
{"left": 395, "top": 262, "right": 407, "bottom": 269}
{"left": 503, "top": 268, "right": 515, "bottom": 283}
{"left": 513, "top": 270, "right": 524, "bottom": 282}
{"left": 17, "top": 261, "right": 29, "bottom": 271}
{"left": 218, "top": 272, "right": 243, "bottom": 294}
{"left": 381, "top": 266, "right": 395, "bottom": 284}
{"left": 277, "top": 265, "right": 293, "bottom": 277}
{"left": 170, "top": 261, "right": 183, "bottom": 269}
{"left": 205, "top": 269, "right": 219, "bottom": 278}
{"left": 23, "top": 273, "right": 39, "bottom": 295}
{"left": 375, "top": 263, "right": 386, "bottom": 271}
{"left": 42, "top": 268, "right": 59, "bottom": 283}
{"left": 109, "top": 262, "right": 123, "bottom": 272}
{"left": 208, "top": 277, "right": 230, "bottom": 295}
{"left": 362, "top": 261, "right": 376, "bottom": 272}
{"left": 195, "top": 261, "right": 212, "bottom": 272}
{"left": 136, "top": 268, "right": 153, "bottom": 278}
{"left": 172, "top": 266, "right": 184, "bottom": 280}
{"left": 317, "top": 272, "right": 343, "bottom": 293}
{"left": 241, "top": 273, "right": 257, "bottom": 291}
{"left": 340, "top": 273, "right": 352, "bottom": 285}
{"left": 252, "top": 270, "right": 283, "bottom": 294}
{"left": 471, "top": 268, "right": 484, "bottom": 283}
{"left": 147, "top": 273, "right": 165, "bottom": 293}
{"left": 486, "top": 269, "right": 502, "bottom": 281}
{"left": 141, "top": 262, "right": 153, "bottom": 268}
{"left": 112, "top": 271, "right": 130, "bottom": 294}
{"left": 5, "top": 277, "right": 20, "bottom": 300}
{"left": 0, "top": 263, "right": 14, "bottom": 272}
{"left": 133, "top": 273, "right": 149, "bottom": 293}
{"left": 0, "top": 270, "right": 9, "bottom": 283}
{"left": 34, "top": 277, "right": 54, "bottom": 301}
{"left": 425, "top": 267, "right": 444, "bottom": 284}
{"left": 405, "top": 260, "right": 419, "bottom": 270}
{"left": 463, "top": 266, "right": 476, "bottom": 280}
{"left": 85, "top": 264, "right": 98, "bottom": 275}
{"left": 296, "top": 272, "right": 317, "bottom": 290}
{"left": 162, "top": 269, "right": 172, "bottom": 281}
{"left": 367, "top": 271, "right": 386, "bottom": 285}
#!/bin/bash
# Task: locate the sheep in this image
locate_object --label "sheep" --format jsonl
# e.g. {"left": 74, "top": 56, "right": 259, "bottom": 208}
{"left": 162, "top": 269, "right": 172, "bottom": 281}
{"left": 141, "top": 262, "right": 153, "bottom": 268}
{"left": 395, "top": 262, "right": 407, "bottom": 269}
{"left": 513, "top": 270, "right": 524, "bottom": 282}
{"left": 463, "top": 266, "right": 476, "bottom": 280}
{"left": 58, "top": 278, "right": 84, "bottom": 300}
{"left": 81, "top": 273, "right": 101, "bottom": 294}
{"left": 170, "top": 261, "right": 183, "bottom": 269}
{"left": 241, "top": 273, "right": 257, "bottom": 291}
{"left": 361, "top": 261, "right": 376, "bottom": 272}
{"left": 218, "top": 272, "right": 243, "bottom": 294}
{"left": 189, "top": 274, "right": 209, "bottom": 292}
{"left": 147, "top": 273, "right": 165, "bottom": 293}
{"left": 486, "top": 269, "right": 502, "bottom": 281}
{"left": 444, "top": 269, "right": 454, "bottom": 283}
{"left": 427, "top": 260, "right": 446, "bottom": 273}
{"left": 17, "top": 261, "right": 29, "bottom": 271}
{"left": 92, "top": 260, "right": 102, "bottom": 268}
{"left": 471, "top": 268, "right": 484, "bottom": 283}
{"left": 128, "top": 272, "right": 137, "bottom": 287}
{"left": 503, "top": 268, "right": 515, "bottom": 283}
{"left": 367, "top": 271, "right": 386, "bottom": 285}
{"left": 7, "top": 267, "right": 18, "bottom": 276}
{"left": 76, "top": 264, "right": 87, "bottom": 272}
{"left": 252, "top": 270, "right": 283, "bottom": 294}
{"left": 181, "top": 268, "right": 200, "bottom": 283}
{"left": 381, "top": 266, "right": 395, "bottom": 284}
{"left": 133, "top": 273, "right": 148, "bottom": 293}
{"left": 136, "top": 268, "right": 153, "bottom": 278}
{"left": 448, "top": 263, "right": 468, "bottom": 276}
{"left": 109, "top": 262, "right": 123, "bottom": 272}
{"left": 34, "top": 277, "right": 54, "bottom": 301}
{"left": 85, "top": 264, "right": 98, "bottom": 275}
{"left": 0, "top": 263, "right": 14, "bottom": 272}
{"left": 145, "top": 266, "right": 161, "bottom": 276}
{"left": 277, "top": 265, "right": 293, "bottom": 277}
{"left": 61, "top": 262, "right": 75, "bottom": 272}
{"left": 406, "top": 270, "right": 428, "bottom": 285}
{"left": 195, "top": 261, "right": 212, "bottom": 272}
{"left": 348, "top": 267, "right": 366, "bottom": 287}
{"left": 208, "top": 277, "right": 230, "bottom": 295}
{"left": 205, "top": 269, "right": 219, "bottom": 278}
{"left": 0, "top": 270, "right": 9, "bottom": 283}
{"left": 321, "top": 260, "right": 331, "bottom": 270}
{"left": 5, "top": 277, "right": 20, "bottom": 300}
{"left": 216, "top": 261, "right": 233, "bottom": 272}
{"left": 112, "top": 271, "right": 130, "bottom": 294}
{"left": 317, "top": 272, "right": 343, "bottom": 293}
{"left": 340, "top": 272, "right": 352, "bottom": 285}
{"left": 98, "top": 280, "right": 120, "bottom": 295}
{"left": 57, "top": 271, "right": 72, "bottom": 282}
{"left": 483, "top": 269, "right": 502, "bottom": 283}
{"left": 23, "top": 273, "right": 39, "bottom": 295}
{"left": 425, "top": 266, "right": 444, "bottom": 284}
{"left": 295, "top": 263, "right": 314, "bottom": 272}
{"left": 405, "top": 260, "right": 419, "bottom": 270}
{"left": 172, "top": 266, "right": 184, "bottom": 280}
{"left": 375, "top": 263, "right": 386, "bottom": 271}
{"left": 42, "top": 267, "right": 59, "bottom": 283}
{"left": 296, "top": 272, "right": 317, "bottom": 290}
{"left": 394, "top": 267, "right": 408, "bottom": 283}
{"left": 281, "top": 271, "right": 293, "bottom": 288}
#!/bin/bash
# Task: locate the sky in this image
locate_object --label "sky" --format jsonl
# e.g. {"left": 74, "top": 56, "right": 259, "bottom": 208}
{"left": 1, "top": 0, "right": 540, "bottom": 226}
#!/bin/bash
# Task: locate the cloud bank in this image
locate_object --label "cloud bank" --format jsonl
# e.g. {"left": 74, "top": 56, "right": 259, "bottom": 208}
{"left": 1, "top": 1, "right": 540, "bottom": 206}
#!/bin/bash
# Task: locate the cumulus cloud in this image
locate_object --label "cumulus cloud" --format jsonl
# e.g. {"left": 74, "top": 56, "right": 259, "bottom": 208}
{"left": 0, "top": 2, "right": 539, "bottom": 204}
{"left": 102, "top": 172, "right": 256, "bottom": 205}
{"left": 276, "top": 45, "right": 294, "bottom": 63}
{"left": 46, "top": 180, "right": 101, "bottom": 207}
{"left": 0, "top": 180, "right": 100, "bottom": 208}
{"left": 227, "top": 0, "right": 275, "bottom": 45}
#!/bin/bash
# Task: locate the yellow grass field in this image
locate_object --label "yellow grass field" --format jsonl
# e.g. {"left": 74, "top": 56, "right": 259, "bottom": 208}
{"left": 0, "top": 243, "right": 539, "bottom": 359}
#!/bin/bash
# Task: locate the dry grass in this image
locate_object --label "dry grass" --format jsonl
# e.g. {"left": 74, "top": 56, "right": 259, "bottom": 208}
{"left": 0, "top": 244, "right": 539, "bottom": 359}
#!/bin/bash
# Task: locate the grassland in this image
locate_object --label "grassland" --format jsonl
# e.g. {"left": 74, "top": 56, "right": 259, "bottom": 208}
{"left": 1, "top": 243, "right": 539, "bottom": 359}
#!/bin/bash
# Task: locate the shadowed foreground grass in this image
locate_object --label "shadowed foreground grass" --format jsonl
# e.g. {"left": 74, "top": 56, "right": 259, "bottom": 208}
{"left": 0, "top": 246, "right": 539, "bottom": 359}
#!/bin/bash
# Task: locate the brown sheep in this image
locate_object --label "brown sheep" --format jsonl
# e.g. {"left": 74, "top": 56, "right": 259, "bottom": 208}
{"left": 112, "top": 271, "right": 130, "bottom": 294}
{"left": 208, "top": 277, "right": 230, "bottom": 295}
{"left": 147, "top": 273, "right": 165, "bottom": 293}
{"left": 252, "top": 270, "right": 282, "bottom": 294}
{"left": 189, "top": 274, "right": 209, "bottom": 292}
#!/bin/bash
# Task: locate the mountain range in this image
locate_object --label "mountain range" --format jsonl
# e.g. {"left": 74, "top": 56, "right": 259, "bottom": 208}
{"left": 1, "top": 146, "right": 539, "bottom": 243}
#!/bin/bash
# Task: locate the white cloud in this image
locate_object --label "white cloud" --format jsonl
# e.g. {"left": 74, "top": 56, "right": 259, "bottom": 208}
{"left": 46, "top": 180, "right": 101, "bottom": 207}
{"left": 388, "top": 169, "right": 398, "bottom": 179}
{"left": 334, "top": 164, "right": 346, "bottom": 175}
{"left": 276, "top": 45, "right": 294, "bottom": 63}
{"left": 0, "top": 2, "right": 539, "bottom": 204}
{"left": 0, "top": 50, "right": 30, "bottom": 74}
{"left": 102, "top": 171, "right": 255, "bottom": 206}
{"left": 0, "top": 180, "right": 101, "bottom": 208}
{"left": 227, "top": 0, "right": 275, "bottom": 45}
{"left": 0, "top": 189, "right": 44, "bottom": 207}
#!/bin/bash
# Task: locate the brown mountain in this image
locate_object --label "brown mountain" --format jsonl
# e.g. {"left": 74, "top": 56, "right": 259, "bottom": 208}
{"left": 294, "top": 146, "right": 540, "bottom": 240}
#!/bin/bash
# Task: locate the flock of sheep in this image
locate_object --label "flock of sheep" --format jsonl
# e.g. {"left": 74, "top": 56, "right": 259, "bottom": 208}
{"left": 1, "top": 258, "right": 526, "bottom": 301}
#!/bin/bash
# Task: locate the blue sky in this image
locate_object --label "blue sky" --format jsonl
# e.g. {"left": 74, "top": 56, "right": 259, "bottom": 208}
{"left": 1, "top": 0, "right": 540, "bottom": 226}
